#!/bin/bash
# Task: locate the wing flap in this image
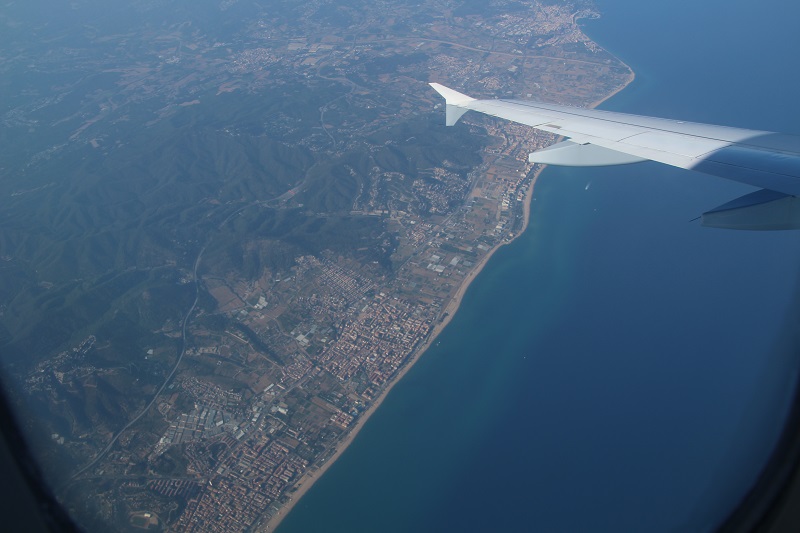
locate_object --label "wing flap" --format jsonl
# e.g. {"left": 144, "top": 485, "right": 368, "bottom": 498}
{"left": 620, "top": 130, "right": 727, "bottom": 158}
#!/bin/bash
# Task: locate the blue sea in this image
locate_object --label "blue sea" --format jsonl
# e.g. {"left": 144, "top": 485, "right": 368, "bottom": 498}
{"left": 277, "top": 0, "right": 800, "bottom": 531}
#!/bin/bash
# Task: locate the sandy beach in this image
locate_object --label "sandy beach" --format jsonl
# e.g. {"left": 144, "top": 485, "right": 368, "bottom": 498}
{"left": 259, "top": 186, "right": 524, "bottom": 530}
{"left": 591, "top": 66, "right": 636, "bottom": 108}
{"left": 262, "top": 66, "right": 636, "bottom": 533}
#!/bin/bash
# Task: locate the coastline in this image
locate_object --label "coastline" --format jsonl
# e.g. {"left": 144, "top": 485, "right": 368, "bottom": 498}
{"left": 591, "top": 61, "right": 636, "bottom": 109}
{"left": 262, "top": 60, "right": 636, "bottom": 533}
{"left": 261, "top": 166, "right": 546, "bottom": 532}
{"left": 260, "top": 170, "right": 534, "bottom": 530}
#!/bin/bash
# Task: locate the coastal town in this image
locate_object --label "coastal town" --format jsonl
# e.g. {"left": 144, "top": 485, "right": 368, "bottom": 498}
{"left": 4, "top": 0, "right": 633, "bottom": 530}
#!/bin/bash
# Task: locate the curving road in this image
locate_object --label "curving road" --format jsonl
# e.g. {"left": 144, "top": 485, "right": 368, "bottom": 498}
{"left": 66, "top": 245, "right": 206, "bottom": 484}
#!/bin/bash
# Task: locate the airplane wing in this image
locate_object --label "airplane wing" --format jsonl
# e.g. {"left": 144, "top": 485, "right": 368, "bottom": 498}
{"left": 430, "top": 82, "right": 800, "bottom": 230}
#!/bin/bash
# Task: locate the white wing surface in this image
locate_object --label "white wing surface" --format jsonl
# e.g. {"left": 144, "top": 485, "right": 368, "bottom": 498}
{"left": 430, "top": 83, "right": 800, "bottom": 230}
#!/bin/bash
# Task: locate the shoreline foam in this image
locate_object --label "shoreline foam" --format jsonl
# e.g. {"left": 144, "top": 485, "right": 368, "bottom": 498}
{"left": 262, "top": 61, "right": 636, "bottom": 533}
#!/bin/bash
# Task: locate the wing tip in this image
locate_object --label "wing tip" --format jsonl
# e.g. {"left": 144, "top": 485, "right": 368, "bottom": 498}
{"left": 429, "top": 83, "right": 475, "bottom": 105}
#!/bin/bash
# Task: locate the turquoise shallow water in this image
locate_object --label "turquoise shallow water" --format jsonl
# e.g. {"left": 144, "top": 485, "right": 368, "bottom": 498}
{"left": 278, "top": 1, "right": 800, "bottom": 531}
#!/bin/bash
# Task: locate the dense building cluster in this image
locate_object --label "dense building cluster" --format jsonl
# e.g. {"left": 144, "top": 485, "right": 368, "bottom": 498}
{"left": 176, "top": 438, "right": 307, "bottom": 532}
{"left": 321, "top": 295, "right": 434, "bottom": 385}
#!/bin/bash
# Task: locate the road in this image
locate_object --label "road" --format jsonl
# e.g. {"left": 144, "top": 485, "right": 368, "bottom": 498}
{"left": 66, "top": 243, "right": 206, "bottom": 484}
{"left": 65, "top": 193, "right": 295, "bottom": 486}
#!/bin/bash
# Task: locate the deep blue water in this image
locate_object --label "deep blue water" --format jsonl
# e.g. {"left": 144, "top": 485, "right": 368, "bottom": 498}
{"left": 277, "top": 1, "right": 800, "bottom": 531}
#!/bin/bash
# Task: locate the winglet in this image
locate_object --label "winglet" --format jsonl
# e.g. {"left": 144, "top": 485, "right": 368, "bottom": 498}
{"left": 429, "top": 83, "right": 475, "bottom": 126}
